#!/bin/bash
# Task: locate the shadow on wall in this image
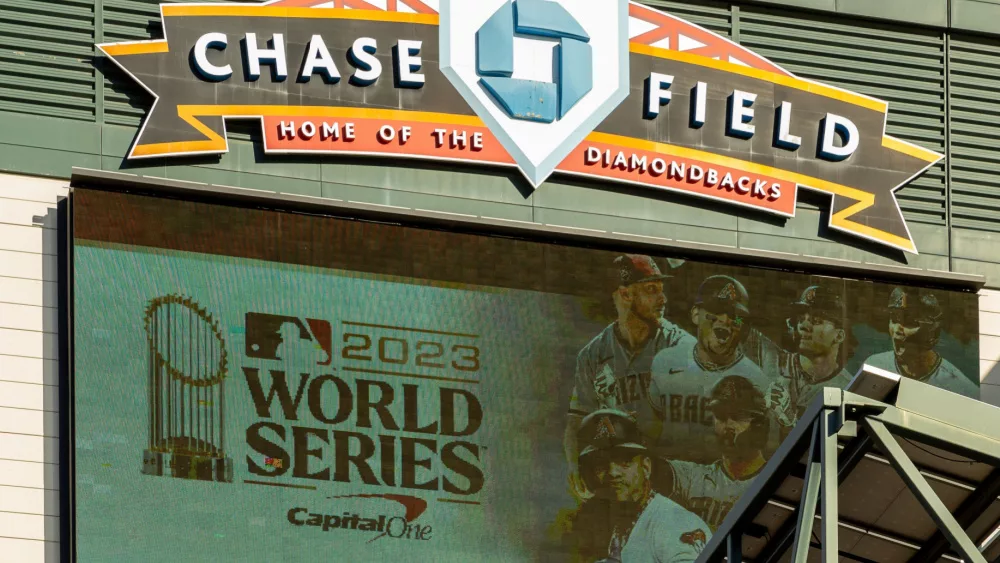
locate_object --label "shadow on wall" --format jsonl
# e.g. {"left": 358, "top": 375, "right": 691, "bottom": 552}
{"left": 47, "top": 201, "right": 66, "bottom": 562}
{"left": 980, "top": 362, "right": 1000, "bottom": 408}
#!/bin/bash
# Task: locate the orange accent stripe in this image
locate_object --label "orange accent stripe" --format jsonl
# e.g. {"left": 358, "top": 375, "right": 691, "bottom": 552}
{"left": 160, "top": 4, "right": 438, "bottom": 24}
{"left": 131, "top": 106, "right": 483, "bottom": 157}
{"left": 99, "top": 41, "right": 168, "bottom": 57}
{"left": 629, "top": 43, "right": 887, "bottom": 114}
{"left": 627, "top": 5, "right": 785, "bottom": 75}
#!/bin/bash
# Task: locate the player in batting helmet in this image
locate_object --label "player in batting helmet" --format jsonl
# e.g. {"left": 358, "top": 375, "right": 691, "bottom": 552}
{"left": 861, "top": 286, "right": 976, "bottom": 397}
{"left": 761, "top": 285, "right": 855, "bottom": 431}
{"left": 577, "top": 409, "right": 654, "bottom": 499}
{"left": 788, "top": 285, "right": 846, "bottom": 360}
{"left": 870, "top": 286, "right": 979, "bottom": 396}
{"left": 691, "top": 276, "right": 750, "bottom": 364}
{"left": 707, "top": 375, "right": 770, "bottom": 461}
{"left": 610, "top": 254, "right": 672, "bottom": 331}
{"left": 655, "top": 376, "right": 772, "bottom": 533}
{"left": 888, "top": 286, "right": 943, "bottom": 353}
{"left": 575, "top": 409, "right": 713, "bottom": 562}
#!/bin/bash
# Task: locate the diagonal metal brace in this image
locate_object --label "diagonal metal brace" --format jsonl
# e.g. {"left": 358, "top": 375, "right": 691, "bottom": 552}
{"left": 793, "top": 422, "right": 822, "bottom": 563}
{"left": 863, "top": 418, "right": 987, "bottom": 563}
{"left": 754, "top": 432, "right": 873, "bottom": 563}
{"left": 910, "top": 467, "right": 1000, "bottom": 563}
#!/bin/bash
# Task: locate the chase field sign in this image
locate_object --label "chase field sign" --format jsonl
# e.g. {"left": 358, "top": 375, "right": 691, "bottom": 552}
{"left": 98, "top": 0, "right": 942, "bottom": 253}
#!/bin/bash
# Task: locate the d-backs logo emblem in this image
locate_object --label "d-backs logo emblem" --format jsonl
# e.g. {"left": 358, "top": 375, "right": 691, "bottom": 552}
{"left": 440, "top": 0, "right": 629, "bottom": 187}
{"left": 717, "top": 283, "right": 737, "bottom": 302}
{"left": 595, "top": 416, "right": 618, "bottom": 440}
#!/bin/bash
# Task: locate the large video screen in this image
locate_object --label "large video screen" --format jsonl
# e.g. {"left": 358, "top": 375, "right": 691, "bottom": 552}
{"left": 72, "top": 188, "right": 980, "bottom": 562}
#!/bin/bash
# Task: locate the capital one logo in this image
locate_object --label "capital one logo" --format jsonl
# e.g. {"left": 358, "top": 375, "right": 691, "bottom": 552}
{"left": 441, "top": 0, "right": 629, "bottom": 188}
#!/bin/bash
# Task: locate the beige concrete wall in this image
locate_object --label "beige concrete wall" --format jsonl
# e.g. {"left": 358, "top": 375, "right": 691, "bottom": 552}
{"left": 0, "top": 172, "right": 64, "bottom": 562}
{"left": 979, "top": 290, "right": 1000, "bottom": 406}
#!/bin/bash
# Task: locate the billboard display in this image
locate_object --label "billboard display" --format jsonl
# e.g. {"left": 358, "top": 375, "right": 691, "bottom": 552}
{"left": 72, "top": 188, "right": 980, "bottom": 562}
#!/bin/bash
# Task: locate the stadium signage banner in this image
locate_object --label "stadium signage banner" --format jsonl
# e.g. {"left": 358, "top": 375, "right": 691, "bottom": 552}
{"left": 98, "top": 0, "right": 941, "bottom": 253}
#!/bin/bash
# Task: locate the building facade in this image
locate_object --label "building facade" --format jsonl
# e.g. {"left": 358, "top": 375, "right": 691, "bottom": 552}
{"left": 2, "top": 0, "right": 1000, "bottom": 560}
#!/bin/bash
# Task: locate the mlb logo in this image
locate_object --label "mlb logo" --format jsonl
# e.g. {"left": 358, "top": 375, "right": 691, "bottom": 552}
{"left": 245, "top": 312, "right": 333, "bottom": 366}
{"left": 440, "top": 0, "right": 630, "bottom": 187}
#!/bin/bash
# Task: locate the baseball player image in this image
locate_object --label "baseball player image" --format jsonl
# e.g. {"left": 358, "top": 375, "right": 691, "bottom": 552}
{"left": 648, "top": 275, "right": 772, "bottom": 464}
{"left": 565, "top": 255, "right": 694, "bottom": 499}
{"left": 744, "top": 286, "right": 855, "bottom": 432}
{"left": 661, "top": 376, "right": 771, "bottom": 532}
{"left": 574, "top": 409, "right": 712, "bottom": 563}
{"left": 863, "top": 286, "right": 978, "bottom": 398}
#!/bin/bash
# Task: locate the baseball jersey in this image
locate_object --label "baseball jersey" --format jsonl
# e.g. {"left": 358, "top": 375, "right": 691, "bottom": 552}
{"left": 617, "top": 494, "right": 712, "bottom": 563}
{"left": 667, "top": 459, "right": 761, "bottom": 532}
{"left": 744, "top": 329, "right": 854, "bottom": 419}
{"left": 570, "top": 319, "right": 694, "bottom": 440}
{"left": 864, "top": 351, "right": 978, "bottom": 398}
{"left": 649, "top": 345, "right": 771, "bottom": 464}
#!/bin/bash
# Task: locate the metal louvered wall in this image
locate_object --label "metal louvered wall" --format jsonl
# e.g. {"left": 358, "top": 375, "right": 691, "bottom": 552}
{"left": 0, "top": 0, "right": 96, "bottom": 121}
{"left": 645, "top": 0, "right": 733, "bottom": 37}
{"left": 100, "top": 0, "right": 221, "bottom": 127}
{"left": 0, "top": 0, "right": 999, "bottom": 244}
{"left": 101, "top": 0, "right": 166, "bottom": 126}
{"left": 739, "top": 6, "right": 948, "bottom": 227}
{"left": 949, "top": 35, "right": 1000, "bottom": 232}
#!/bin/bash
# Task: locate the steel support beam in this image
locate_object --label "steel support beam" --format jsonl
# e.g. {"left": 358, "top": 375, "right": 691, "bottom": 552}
{"left": 793, "top": 423, "right": 822, "bottom": 563}
{"left": 754, "top": 432, "right": 874, "bottom": 563}
{"left": 864, "top": 418, "right": 987, "bottom": 563}
{"left": 820, "top": 409, "right": 840, "bottom": 563}
{"left": 727, "top": 531, "right": 743, "bottom": 563}
{"left": 874, "top": 408, "right": 1000, "bottom": 468}
{"left": 911, "top": 467, "right": 1000, "bottom": 563}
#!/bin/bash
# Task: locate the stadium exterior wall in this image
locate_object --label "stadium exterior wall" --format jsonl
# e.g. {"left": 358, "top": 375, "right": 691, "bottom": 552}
{"left": 1, "top": 0, "right": 1000, "bottom": 559}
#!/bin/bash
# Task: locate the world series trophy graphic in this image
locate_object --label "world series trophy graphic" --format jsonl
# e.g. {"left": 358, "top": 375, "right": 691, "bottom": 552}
{"left": 141, "top": 294, "right": 233, "bottom": 482}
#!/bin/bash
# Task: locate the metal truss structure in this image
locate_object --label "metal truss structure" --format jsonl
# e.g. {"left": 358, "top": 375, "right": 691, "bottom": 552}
{"left": 698, "top": 366, "right": 1000, "bottom": 563}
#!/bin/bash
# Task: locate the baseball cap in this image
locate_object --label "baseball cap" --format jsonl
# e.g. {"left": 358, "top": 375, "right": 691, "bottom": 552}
{"left": 707, "top": 375, "right": 766, "bottom": 420}
{"left": 888, "top": 286, "right": 942, "bottom": 326}
{"left": 695, "top": 275, "right": 750, "bottom": 318}
{"left": 577, "top": 409, "right": 648, "bottom": 462}
{"left": 791, "top": 286, "right": 845, "bottom": 327}
{"left": 613, "top": 255, "right": 671, "bottom": 288}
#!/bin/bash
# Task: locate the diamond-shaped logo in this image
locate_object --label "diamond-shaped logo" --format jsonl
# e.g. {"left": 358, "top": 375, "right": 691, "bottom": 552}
{"left": 440, "top": 0, "right": 629, "bottom": 188}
